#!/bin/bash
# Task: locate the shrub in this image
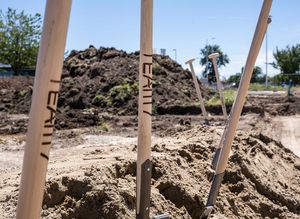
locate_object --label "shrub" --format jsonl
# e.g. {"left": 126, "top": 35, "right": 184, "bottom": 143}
{"left": 108, "top": 83, "right": 138, "bottom": 106}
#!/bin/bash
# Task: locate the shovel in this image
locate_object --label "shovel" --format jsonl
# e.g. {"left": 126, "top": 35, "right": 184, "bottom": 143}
{"left": 201, "top": 0, "right": 273, "bottom": 218}
{"left": 16, "top": 1, "right": 72, "bottom": 218}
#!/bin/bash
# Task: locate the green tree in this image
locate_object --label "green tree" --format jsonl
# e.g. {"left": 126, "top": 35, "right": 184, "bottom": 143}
{"left": 227, "top": 73, "right": 241, "bottom": 84}
{"left": 0, "top": 8, "right": 42, "bottom": 75}
{"left": 270, "top": 73, "right": 289, "bottom": 85}
{"left": 241, "top": 66, "right": 264, "bottom": 83}
{"left": 251, "top": 66, "right": 264, "bottom": 83}
{"left": 227, "top": 66, "right": 264, "bottom": 85}
{"left": 272, "top": 44, "right": 300, "bottom": 83}
{"left": 199, "top": 44, "right": 229, "bottom": 83}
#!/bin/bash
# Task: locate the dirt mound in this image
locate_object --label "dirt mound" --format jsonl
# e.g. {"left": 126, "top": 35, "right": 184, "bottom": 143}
{"left": 0, "top": 47, "right": 299, "bottom": 134}
{"left": 60, "top": 47, "right": 209, "bottom": 114}
{"left": 37, "top": 128, "right": 300, "bottom": 218}
{"left": 2, "top": 124, "right": 299, "bottom": 219}
{"left": 0, "top": 47, "right": 210, "bottom": 128}
{"left": 0, "top": 76, "right": 33, "bottom": 113}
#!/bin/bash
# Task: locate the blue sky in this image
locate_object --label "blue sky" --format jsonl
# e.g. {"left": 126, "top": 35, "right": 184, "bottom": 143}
{"left": 1, "top": 0, "right": 300, "bottom": 79}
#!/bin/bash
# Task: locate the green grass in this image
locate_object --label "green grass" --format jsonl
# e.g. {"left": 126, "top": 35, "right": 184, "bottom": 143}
{"left": 205, "top": 83, "right": 297, "bottom": 107}
{"left": 98, "top": 122, "right": 110, "bottom": 132}
{"left": 206, "top": 89, "right": 236, "bottom": 107}
{"left": 248, "top": 83, "right": 286, "bottom": 91}
{"left": 92, "top": 82, "right": 138, "bottom": 107}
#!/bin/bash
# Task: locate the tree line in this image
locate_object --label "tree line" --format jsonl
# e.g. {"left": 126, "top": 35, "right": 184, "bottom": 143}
{"left": 200, "top": 44, "right": 300, "bottom": 85}
{"left": 0, "top": 7, "right": 299, "bottom": 85}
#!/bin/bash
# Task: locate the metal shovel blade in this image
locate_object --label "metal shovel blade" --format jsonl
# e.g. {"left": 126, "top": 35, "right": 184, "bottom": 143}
{"left": 200, "top": 206, "right": 213, "bottom": 219}
{"left": 153, "top": 213, "right": 170, "bottom": 219}
{"left": 211, "top": 147, "right": 221, "bottom": 170}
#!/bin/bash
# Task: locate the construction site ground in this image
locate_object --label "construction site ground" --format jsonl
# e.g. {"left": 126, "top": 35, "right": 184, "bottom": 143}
{"left": 0, "top": 105, "right": 299, "bottom": 218}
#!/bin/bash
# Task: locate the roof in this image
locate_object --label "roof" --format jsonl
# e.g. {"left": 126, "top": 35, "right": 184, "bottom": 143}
{"left": 0, "top": 63, "right": 12, "bottom": 68}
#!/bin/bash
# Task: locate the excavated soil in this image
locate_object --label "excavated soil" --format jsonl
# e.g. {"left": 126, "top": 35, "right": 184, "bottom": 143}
{"left": 1, "top": 94, "right": 299, "bottom": 135}
{"left": 0, "top": 47, "right": 299, "bottom": 134}
{"left": 1, "top": 47, "right": 300, "bottom": 218}
{"left": 0, "top": 47, "right": 210, "bottom": 122}
{"left": 247, "top": 95, "right": 300, "bottom": 116}
{"left": 0, "top": 118, "right": 300, "bottom": 219}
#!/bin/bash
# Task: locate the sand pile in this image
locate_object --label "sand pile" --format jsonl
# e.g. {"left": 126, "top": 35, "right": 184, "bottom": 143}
{"left": 1, "top": 124, "right": 299, "bottom": 218}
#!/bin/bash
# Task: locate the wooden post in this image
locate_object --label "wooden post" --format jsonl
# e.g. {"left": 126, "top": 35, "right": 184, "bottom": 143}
{"left": 16, "top": 1, "right": 72, "bottom": 218}
{"left": 201, "top": 1, "right": 273, "bottom": 218}
{"left": 185, "top": 59, "right": 209, "bottom": 121}
{"left": 208, "top": 53, "right": 227, "bottom": 119}
{"left": 136, "top": 0, "right": 153, "bottom": 218}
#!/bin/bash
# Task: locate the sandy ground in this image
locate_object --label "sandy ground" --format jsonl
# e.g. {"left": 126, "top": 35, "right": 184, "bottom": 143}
{"left": 0, "top": 114, "right": 300, "bottom": 218}
{"left": 270, "top": 115, "right": 300, "bottom": 157}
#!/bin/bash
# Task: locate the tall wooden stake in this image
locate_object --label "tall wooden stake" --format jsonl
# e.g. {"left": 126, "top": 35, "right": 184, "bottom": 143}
{"left": 201, "top": 0, "right": 273, "bottom": 218}
{"left": 185, "top": 59, "right": 209, "bottom": 122}
{"left": 136, "top": 0, "right": 153, "bottom": 218}
{"left": 16, "top": 1, "right": 72, "bottom": 218}
{"left": 208, "top": 53, "right": 227, "bottom": 119}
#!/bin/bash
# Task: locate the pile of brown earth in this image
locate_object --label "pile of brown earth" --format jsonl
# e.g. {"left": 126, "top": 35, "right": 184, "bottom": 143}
{"left": 0, "top": 76, "right": 33, "bottom": 114}
{"left": 1, "top": 46, "right": 299, "bottom": 133}
{"left": 60, "top": 47, "right": 210, "bottom": 115}
{"left": 1, "top": 124, "right": 299, "bottom": 218}
{"left": 0, "top": 47, "right": 211, "bottom": 130}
